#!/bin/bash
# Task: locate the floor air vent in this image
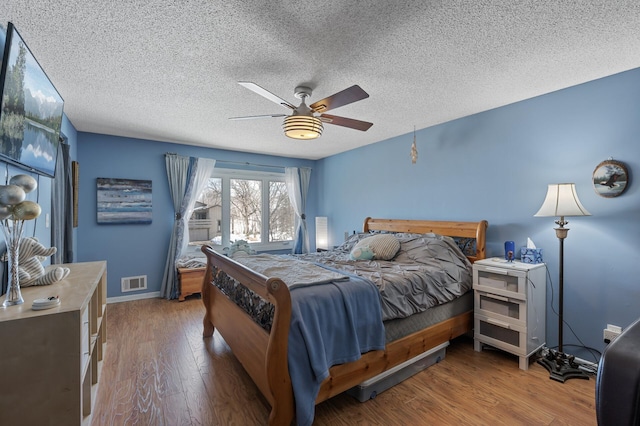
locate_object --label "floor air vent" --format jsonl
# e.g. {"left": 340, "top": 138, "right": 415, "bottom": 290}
{"left": 121, "top": 275, "right": 147, "bottom": 292}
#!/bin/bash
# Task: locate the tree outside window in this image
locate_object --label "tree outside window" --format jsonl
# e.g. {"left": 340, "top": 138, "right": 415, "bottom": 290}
{"left": 188, "top": 171, "right": 294, "bottom": 251}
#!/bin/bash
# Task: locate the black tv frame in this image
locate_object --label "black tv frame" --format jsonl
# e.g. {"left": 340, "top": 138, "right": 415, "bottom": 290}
{"left": 0, "top": 21, "right": 64, "bottom": 178}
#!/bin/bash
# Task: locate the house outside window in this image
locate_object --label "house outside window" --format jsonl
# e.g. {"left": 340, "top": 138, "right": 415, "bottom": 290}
{"left": 188, "top": 169, "right": 294, "bottom": 252}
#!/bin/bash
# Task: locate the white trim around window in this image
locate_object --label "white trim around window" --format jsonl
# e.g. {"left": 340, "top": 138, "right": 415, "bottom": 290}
{"left": 188, "top": 167, "right": 294, "bottom": 253}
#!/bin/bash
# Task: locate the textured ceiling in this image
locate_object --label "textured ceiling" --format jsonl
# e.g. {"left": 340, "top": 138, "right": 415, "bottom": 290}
{"left": 1, "top": 1, "right": 639, "bottom": 160}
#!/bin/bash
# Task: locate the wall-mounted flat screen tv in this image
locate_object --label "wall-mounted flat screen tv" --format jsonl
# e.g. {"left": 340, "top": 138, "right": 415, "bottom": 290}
{"left": 0, "top": 22, "right": 64, "bottom": 178}
{"left": 0, "top": 23, "right": 5, "bottom": 75}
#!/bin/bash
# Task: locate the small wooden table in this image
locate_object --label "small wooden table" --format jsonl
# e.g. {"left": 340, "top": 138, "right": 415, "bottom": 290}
{"left": 178, "top": 267, "right": 206, "bottom": 301}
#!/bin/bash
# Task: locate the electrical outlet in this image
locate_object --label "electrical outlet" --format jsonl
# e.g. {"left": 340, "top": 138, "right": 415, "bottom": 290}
{"left": 603, "top": 324, "right": 622, "bottom": 343}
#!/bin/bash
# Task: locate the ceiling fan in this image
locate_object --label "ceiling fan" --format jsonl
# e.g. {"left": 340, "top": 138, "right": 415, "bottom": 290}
{"left": 230, "top": 82, "right": 373, "bottom": 140}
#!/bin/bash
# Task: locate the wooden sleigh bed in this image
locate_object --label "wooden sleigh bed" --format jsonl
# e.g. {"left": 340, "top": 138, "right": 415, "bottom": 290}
{"left": 201, "top": 218, "right": 488, "bottom": 425}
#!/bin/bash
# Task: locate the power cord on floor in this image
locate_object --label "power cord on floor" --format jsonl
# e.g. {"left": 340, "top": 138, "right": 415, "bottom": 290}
{"left": 544, "top": 265, "right": 601, "bottom": 364}
{"left": 536, "top": 345, "right": 599, "bottom": 376}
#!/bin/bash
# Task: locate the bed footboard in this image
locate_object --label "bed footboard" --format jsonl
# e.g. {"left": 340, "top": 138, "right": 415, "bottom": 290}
{"left": 201, "top": 245, "right": 295, "bottom": 425}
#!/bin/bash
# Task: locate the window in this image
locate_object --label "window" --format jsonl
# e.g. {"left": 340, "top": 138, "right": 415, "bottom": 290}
{"left": 188, "top": 169, "right": 294, "bottom": 251}
{"left": 189, "top": 177, "right": 222, "bottom": 245}
{"left": 269, "top": 181, "right": 295, "bottom": 242}
{"left": 230, "top": 178, "right": 262, "bottom": 243}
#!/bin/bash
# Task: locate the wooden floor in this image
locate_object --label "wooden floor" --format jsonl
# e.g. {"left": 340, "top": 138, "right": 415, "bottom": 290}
{"left": 92, "top": 297, "right": 597, "bottom": 426}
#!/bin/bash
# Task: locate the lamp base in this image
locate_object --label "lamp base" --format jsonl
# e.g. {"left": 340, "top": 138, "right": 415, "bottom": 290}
{"left": 537, "top": 349, "right": 590, "bottom": 382}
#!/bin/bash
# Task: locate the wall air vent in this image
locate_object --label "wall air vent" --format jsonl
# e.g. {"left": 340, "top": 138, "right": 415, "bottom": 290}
{"left": 121, "top": 275, "right": 147, "bottom": 292}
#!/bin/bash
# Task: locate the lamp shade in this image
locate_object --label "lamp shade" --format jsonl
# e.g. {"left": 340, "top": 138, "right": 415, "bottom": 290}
{"left": 315, "top": 216, "right": 328, "bottom": 250}
{"left": 283, "top": 115, "right": 323, "bottom": 140}
{"left": 534, "top": 183, "right": 591, "bottom": 217}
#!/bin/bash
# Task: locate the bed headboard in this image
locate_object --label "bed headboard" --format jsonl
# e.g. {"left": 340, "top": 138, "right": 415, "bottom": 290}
{"left": 362, "top": 217, "right": 488, "bottom": 263}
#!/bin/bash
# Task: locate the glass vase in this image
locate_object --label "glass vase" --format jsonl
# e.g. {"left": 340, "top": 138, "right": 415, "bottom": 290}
{"left": 2, "top": 219, "right": 24, "bottom": 307}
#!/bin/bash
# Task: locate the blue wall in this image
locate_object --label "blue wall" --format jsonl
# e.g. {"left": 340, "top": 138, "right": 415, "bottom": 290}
{"left": 5, "top": 66, "right": 637, "bottom": 361}
{"left": 316, "top": 67, "right": 640, "bottom": 360}
{"left": 61, "top": 113, "right": 78, "bottom": 261}
{"left": 72, "top": 67, "right": 639, "bottom": 359}
{"left": 76, "top": 133, "right": 317, "bottom": 300}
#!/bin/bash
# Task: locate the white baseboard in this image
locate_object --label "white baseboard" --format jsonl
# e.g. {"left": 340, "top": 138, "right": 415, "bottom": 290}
{"left": 107, "top": 291, "right": 161, "bottom": 304}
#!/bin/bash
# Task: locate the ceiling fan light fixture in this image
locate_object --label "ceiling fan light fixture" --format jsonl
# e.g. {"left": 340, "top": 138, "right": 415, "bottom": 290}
{"left": 283, "top": 115, "right": 323, "bottom": 140}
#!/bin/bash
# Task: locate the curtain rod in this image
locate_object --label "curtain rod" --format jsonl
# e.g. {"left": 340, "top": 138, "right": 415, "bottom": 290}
{"left": 164, "top": 154, "right": 311, "bottom": 171}
{"left": 215, "top": 160, "right": 285, "bottom": 170}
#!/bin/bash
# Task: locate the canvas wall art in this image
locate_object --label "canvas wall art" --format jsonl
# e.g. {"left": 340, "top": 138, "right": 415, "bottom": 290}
{"left": 97, "top": 178, "right": 152, "bottom": 224}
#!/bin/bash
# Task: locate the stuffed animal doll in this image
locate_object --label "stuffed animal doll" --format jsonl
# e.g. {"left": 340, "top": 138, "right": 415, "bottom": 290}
{"left": 17, "top": 237, "right": 71, "bottom": 287}
{"left": 349, "top": 246, "right": 375, "bottom": 261}
{"left": 223, "top": 239, "right": 255, "bottom": 257}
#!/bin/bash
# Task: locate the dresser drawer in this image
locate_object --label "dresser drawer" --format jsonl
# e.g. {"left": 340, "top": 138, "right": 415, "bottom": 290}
{"left": 473, "top": 265, "right": 527, "bottom": 300}
{"left": 475, "top": 290, "right": 526, "bottom": 327}
{"left": 474, "top": 313, "right": 526, "bottom": 356}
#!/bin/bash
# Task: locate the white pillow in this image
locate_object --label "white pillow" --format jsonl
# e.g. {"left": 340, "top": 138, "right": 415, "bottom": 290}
{"left": 354, "top": 234, "right": 400, "bottom": 260}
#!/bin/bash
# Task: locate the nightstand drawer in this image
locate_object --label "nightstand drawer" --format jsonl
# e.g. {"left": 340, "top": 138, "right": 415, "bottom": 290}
{"left": 473, "top": 266, "right": 527, "bottom": 299}
{"left": 474, "top": 314, "right": 526, "bottom": 356}
{"left": 475, "top": 291, "right": 526, "bottom": 326}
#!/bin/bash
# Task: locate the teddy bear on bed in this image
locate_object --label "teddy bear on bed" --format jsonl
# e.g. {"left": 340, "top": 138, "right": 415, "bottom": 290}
{"left": 223, "top": 239, "right": 255, "bottom": 257}
{"left": 17, "top": 237, "right": 70, "bottom": 287}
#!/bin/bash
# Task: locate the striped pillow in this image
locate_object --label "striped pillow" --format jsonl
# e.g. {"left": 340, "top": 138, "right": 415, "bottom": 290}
{"left": 354, "top": 234, "right": 400, "bottom": 260}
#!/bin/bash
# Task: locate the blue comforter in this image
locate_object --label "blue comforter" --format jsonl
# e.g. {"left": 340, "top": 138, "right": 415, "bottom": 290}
{"left": 288, "top": 271, "right": 385, "bottom": 426}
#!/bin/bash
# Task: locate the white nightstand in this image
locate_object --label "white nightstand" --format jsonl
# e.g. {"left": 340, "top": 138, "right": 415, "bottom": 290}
{"left": 473, "top": 257, "right": 546, "bottom": 370}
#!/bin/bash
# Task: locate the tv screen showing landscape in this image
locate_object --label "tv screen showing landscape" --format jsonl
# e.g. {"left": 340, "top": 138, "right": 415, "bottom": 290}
{"left": 0, "top": 22, "right": 64, "bottom": 178}
{"left": 0, "top": 23, "right": 5, "bottom": 72}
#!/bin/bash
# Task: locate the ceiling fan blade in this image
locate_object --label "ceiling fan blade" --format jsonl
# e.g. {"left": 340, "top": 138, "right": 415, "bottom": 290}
{"left": 319, "top": 114, "right": 373, "bottom": 131}
{"left": 229, "top": 114, "right": 287, "bottom": 120}
{"left": 310, "top": 85, "right": 369, "bottom": 113}
{"left": 238, "top": 82, "right": 296, "bottom": 110}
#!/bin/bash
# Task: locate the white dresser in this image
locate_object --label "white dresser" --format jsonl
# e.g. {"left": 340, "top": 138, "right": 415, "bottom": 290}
{"left": 473, "top": 258, "right": 546, "bottom": 370}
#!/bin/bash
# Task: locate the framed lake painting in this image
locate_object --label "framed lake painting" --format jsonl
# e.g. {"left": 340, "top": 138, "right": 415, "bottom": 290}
{"left": 97, "top": 178, "right": 152, "bottom": 224}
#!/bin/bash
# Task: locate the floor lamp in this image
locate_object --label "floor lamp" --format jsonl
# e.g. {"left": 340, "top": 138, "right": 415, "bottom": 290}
{"left": 534, "top": 183, "right": 591, "bottom": 382}
{"left": 315, "top": 216, "right": 328, "bottom": 251}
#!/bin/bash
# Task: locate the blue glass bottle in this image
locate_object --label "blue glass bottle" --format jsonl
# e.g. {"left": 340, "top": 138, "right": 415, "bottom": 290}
{"left": 504, "top": 241, "right": 515, "bottom": 262}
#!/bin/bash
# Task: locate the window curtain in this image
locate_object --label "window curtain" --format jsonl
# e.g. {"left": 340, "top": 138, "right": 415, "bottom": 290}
{"left": 160, "top": 154, "right": 216, "bottom": 299}
{"left": 284, "top": 167, "right": 311, "bottom": 254}
{"left": 51, "top": 142, "right": 74, "bottom": 264}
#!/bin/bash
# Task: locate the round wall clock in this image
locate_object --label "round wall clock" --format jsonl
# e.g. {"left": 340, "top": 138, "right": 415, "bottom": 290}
{"left": 592, "top": 159, "right": 629, "bottom": 198}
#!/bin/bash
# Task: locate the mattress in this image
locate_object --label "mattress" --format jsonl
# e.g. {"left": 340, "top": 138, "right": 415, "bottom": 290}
{"left": 212, "top": 262, "right": 472, "bottom": 343}
{"left": 384, "top": 291, "right": 473, "bottom": 343}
